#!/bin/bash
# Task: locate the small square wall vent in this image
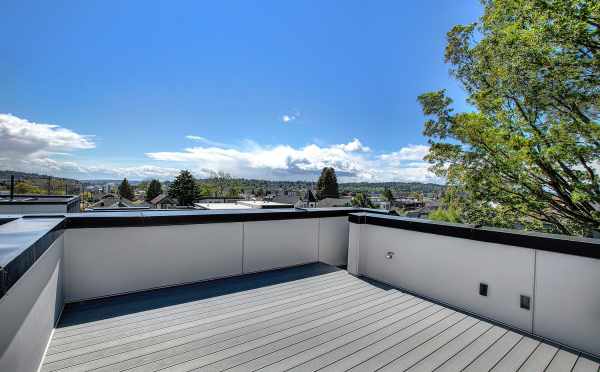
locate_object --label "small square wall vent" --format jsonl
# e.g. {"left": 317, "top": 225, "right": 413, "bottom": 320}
{"left": 520, "top": 295, "right": 531, "bottom": 310}
{"left": 479, "top": 283, "right": 488, "bottom": 297}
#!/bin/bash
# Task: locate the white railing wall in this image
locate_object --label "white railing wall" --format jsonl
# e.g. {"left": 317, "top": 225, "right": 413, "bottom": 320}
{"left": 0, "top": 236, "right": 64, "bottom": 372}
{"left": 64, "top": 216, "right": 350, "bottom": 302}
{"left": 348, "top": 220, "right": 600, "bottom": 357}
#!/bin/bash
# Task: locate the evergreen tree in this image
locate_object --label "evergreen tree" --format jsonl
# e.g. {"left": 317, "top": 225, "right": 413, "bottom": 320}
{"left": 382, "top": 188, "right": 394, "bottom": 202}
{"left": 316, "top": 167, "right": 340, "bottom": 199}
{"left": 118, "top": 178, "right": 134, "bottom": 200}
{"left": 145, "top": 179, "right": 163, "bottom": 202}
{"left": 168, "top": 170, "right": 198, "bottom": 206}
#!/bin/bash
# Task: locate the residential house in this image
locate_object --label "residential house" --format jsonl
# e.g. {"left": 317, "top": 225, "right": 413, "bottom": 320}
{"left": 149, "top": 194, "right": 179, "bottom": 209}
{"left": 296, "top": 189, "right": 318, "bottom": 208}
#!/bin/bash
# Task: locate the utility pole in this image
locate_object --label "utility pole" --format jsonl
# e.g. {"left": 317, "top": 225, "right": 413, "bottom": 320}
{"left": 47, "top": 176, "right": 51, "bottom": 195}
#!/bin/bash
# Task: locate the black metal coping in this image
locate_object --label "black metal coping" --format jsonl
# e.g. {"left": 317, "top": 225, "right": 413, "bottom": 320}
{"left": 65, "top": 207, "right": 387, "bottom": 228}
{"left": 349, "top": 213, "right": 600, "bottom": 260}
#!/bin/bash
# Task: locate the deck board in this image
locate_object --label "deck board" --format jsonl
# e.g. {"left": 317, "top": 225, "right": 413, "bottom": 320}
{"left": 41, "top": 263, "right": 599, "bottom": 372}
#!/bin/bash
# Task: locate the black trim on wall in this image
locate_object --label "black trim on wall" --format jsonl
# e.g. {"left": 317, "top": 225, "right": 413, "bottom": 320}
{"left": 66, "top": 207, "right": 380, "bottom": 228}
{"left": 349, "top": 213, "right": 600, "bottom": 260}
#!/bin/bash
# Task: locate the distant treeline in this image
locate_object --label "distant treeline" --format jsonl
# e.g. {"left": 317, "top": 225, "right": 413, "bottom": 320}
{"left": 0, "top": 170, "right": 81, "bottom": 195}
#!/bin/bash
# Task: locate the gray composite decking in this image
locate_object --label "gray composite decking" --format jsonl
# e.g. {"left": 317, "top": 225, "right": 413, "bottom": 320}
{"left": 42, "top": 263, "right": 599, "bottom": 372}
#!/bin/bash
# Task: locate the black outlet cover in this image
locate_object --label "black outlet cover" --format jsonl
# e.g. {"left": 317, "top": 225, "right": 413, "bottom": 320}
{"left": 479, "top": 283, "right": 488, "bottom": 296}
{"left": 520, "top": 295, "right": 531, "bottom": 310}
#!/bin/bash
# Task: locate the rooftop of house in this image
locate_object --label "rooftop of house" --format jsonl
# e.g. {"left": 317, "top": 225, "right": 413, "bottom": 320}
{"left": 195, "top": 200, "right": 294, "bottom": 210}
{"left": 303, "top": 189, "right": 318, "bottom": 203}
{"left": 0, "top": 208, "right": 599, "bottom": 371}
{"left": 149, "top": 193, "right": 177, "bottom": 205}
{"left": 0, "top": 194, "right": 79, "bottom": 204}
{"left": 194, "top": 202, "right": 253, "bottom": 210}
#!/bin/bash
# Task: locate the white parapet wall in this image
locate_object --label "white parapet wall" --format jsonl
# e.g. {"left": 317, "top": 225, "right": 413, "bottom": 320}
{"left": 243, "top": 219, "right": 319, "bottom": 273}
{"left": 348, "top": 215, "right": 600, "bottom": 358}
{"left": 64, "top": 216, "right": 351, "bottom": 302}
{"left": 64, "top": 223, "right": 245, "bottom": 302}
{"left": 354, "top": 224, "right": 535, "bottom": 332}
{"left": 534, "top": 251, "right": 600, "bottom": 357}
{"left": 0, "top": 235, "right": 64, "bottom": 372}
{"left": 317, "top": 216, "right": 350, "bottom": 267}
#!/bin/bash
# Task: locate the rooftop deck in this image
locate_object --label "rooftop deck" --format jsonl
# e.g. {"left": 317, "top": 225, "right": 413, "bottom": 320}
{"left": 42, "top": 264, "right": 598, "bottom": 372}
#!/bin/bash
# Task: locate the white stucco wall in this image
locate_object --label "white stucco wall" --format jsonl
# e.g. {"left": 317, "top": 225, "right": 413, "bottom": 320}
{"left": 349, "top": 221, "right": 600, "bottom": 357}
{"left": 354, "top": 224, "right": 535, "bottom": 332}
{"left": 0, "top": 235, "right": 64, "bottom": 372}
{"left": 347, "top": 222, "right": 361, "bottom": 275}
{"left": 64, "top": 216, "right": 349, "bottom": 302}
{"left": 64, "top": 223, "right": 244, "bottom": 301}
{"left": 317, "top": 217, "right": 350, "bottom": 267}
{"left": 243, "top": 218, "right": 319, "bottom": 273}
{"left": 534, "top": 250, "right": 600, "bottom": 356}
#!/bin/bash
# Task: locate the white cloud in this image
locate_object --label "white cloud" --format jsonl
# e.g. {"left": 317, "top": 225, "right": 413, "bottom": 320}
{"left": 379, "top": 144, "right": 429, "bottom": 162}
{"left": 335, "top": 138, "right": 371, "bottom": 153}
{"left": 0, "top": 114, "right": 95, "bottom": 158}
{"left": 0, "top": 114, "right": 440, "bottom": 182}
{"left": 0, "top": 114, "right": 179, "bottom": 180}
{"left": 147, "top": 139, "right": 439, "bottom": 183}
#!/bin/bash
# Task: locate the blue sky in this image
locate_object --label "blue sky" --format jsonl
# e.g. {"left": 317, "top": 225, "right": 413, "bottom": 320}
{"left": 0, "top": 1, "right": 481, "bottom": 182}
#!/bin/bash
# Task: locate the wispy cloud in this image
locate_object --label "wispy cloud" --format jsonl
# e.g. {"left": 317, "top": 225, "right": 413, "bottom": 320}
{"left": 185, "top": 135, "right": 231, "bottom": 148}
{"left": 281, "top": 110, "right": 301, "bottom": 124}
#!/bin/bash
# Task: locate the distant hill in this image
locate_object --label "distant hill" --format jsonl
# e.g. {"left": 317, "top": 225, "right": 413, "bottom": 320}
{"left": 0, "top": 170, "right": 81, "bottom": 195}
{"left": 198, "top": 178, "right": 445, "bottom": 196}
{"left": 0, "top": 170, "right": 444, "bottom": 196}
{"left": 0, "top": 170, "right": 79, "bottom": 183}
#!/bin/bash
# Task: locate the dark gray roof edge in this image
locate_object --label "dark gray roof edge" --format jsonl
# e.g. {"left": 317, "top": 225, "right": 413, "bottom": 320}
{"left": 349, "top": 212, "right": 600, "bottom": 260}
{"left": 0, "top": 194, "right": 80, "bottom": 205}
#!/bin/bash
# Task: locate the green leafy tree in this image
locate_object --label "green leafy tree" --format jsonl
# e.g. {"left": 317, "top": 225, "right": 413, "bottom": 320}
{"left": 197, "top": 183, "right": 216, "bottom": 197}
{"left": 226, "top": 183, "right": 241, "bottom": 198}
{"left": 208, "top": 171, "right": 232, "bottom": 197}
{"left": 168, "top": 170, "right": 198, "bottom": 206}
{"left": 118, "top": 178, "right": 135, "bottom": 200}
{"left": 429, "top": 206, "right": 463, "bottom": 224}
{"left": 14, "top": 181, "right": 44, "bottom": 194}
{"left": 382, "top": 188, "right": 395, "bottom": 203}
{"left": 255, "top": 188, "right": 265, "bottom": 198}
{"left": 418, "top": 0, "right": 600, "bottom": 236}
{"left": 351, "top": 192, "right": 374, "bottom": 208}
{"left": 145, "top": 179, "right": 163, "bottom": 202}
{"left": 316, "top": 167, "right": 340, "bottom": 199}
